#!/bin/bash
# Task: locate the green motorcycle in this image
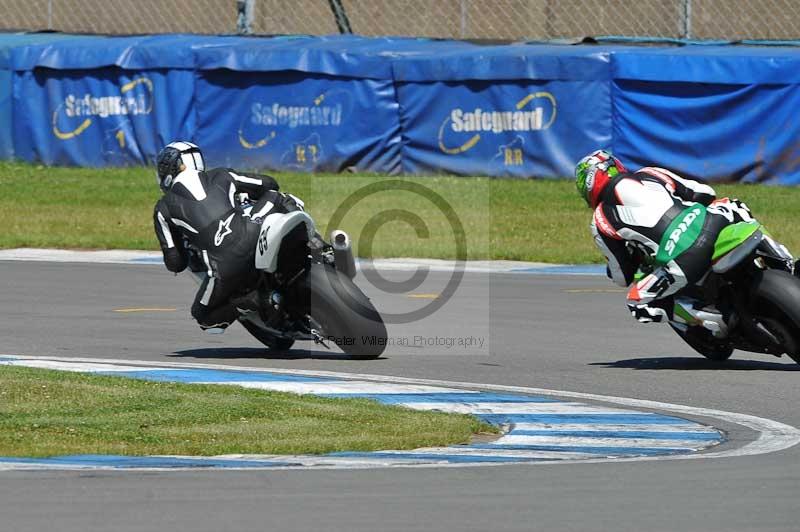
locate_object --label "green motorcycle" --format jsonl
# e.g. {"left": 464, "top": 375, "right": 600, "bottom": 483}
{"left": 663, "top": 219, "right": 800, "bottom": 364}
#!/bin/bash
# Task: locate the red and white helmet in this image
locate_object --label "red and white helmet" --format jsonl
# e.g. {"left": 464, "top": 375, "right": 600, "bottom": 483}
{"left": 575, "top": 150, "right": 627, "bottom": 208}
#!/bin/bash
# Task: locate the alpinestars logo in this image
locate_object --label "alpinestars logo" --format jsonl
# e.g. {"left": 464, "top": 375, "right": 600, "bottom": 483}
{"left": 215, "top": 214, "right": 235, "bottom": 246}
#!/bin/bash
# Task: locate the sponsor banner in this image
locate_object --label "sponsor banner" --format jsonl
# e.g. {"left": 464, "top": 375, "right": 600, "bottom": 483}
{"left": 397, "top": 80, "right": 610, "bottom": 177}
{"left": 0, "top": 33, "right": 96, "bottom": 159}
{"left": 13, "top": 68, "right": 195, "bottom": 166}
{"left": 195, "top": 71, "right": 401, "bottom": 173}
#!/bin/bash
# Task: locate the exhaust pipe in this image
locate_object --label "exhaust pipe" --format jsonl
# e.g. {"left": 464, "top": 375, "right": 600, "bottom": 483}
{"left": 330, "top": 230, "right": 357, "bottom": 279}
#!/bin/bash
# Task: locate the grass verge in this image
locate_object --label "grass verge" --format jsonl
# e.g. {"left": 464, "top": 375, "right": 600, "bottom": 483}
{"left": 0, "top": 365, "right": 495, "bottom": 458}
{"left": 1, "top": 161, "right": 798, "bottom": 263}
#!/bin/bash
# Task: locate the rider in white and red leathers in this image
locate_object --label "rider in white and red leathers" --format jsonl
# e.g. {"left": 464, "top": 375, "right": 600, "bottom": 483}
{"left": 575, "top": 150, "right": 754, "bottom": 325}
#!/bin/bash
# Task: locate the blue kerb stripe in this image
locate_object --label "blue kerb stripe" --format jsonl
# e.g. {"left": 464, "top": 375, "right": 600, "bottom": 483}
{"left": 0, "top": 455, "right": 292, "bottom": 469}
{"left": 478, "top": 413, "right": 692, "bottom": 425}
{"left": 510, "top": 430, "right": 722, "bottom": 441}
{"left": 96, "top": 369, "right": 331, "bottom": 384}
{"left": 129, "top": 257, "right": 163, "bottom": 264}
{"left": 329, "top": 452, "right": 548, "bottom": 464}
{"left": 471, "top": 444, "right": 691, "bottom": 456}
{"left": 0, "top": 356, "right": 17, "bottom": 362}
{"left": 322, "top": 392, "right": 560, "bottom": 404}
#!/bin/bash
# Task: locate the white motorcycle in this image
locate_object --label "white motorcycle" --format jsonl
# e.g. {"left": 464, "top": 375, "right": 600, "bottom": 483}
{"left": 192, "top": 207, "right": 387, "bottom": 359}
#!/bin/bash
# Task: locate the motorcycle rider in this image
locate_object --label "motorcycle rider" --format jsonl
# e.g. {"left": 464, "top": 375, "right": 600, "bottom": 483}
{"left": 153, "top": 141, "right": 303, "bottom": 332}
{"left": 575, "top": 149, "right": 754, "bottom": 332}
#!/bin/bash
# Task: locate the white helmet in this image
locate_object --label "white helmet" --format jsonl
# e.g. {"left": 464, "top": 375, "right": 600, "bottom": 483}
{"left": 156, "top": 141, "right": 205, "bottom": 192}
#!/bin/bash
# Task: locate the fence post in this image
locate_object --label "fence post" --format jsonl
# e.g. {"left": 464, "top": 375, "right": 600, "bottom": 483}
{"left": 460, "top": 0, "right": 468, "bottom": 39}
{"left": 683, "top": 0, "right": 692, "bottom": 39}
{"left": 328, "top": 0, "right": 353, "bottom": 34}
{"left": 237, "top": 0, "right": 255, "bottom": 35}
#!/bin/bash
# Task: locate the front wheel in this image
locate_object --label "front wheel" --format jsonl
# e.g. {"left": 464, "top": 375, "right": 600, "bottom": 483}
{"left": 296, "top": 263, "right": 387, "bottom": 359}
{"left": 669, "top": 322, "right": 733, "bottom": 361}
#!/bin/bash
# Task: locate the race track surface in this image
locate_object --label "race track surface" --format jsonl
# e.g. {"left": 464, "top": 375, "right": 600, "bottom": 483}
{"left": 2, "top": 260, "right": 799, "bottom": 531}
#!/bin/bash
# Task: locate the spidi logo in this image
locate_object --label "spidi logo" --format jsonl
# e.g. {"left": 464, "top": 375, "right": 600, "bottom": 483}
{"left": 656, "top": 205, "right": 707, "bottom": 265}
{"left": 52, "top": 77, "right": 154, "bottom": 140}
{"left": 438, "top": 92, "right": 557, "bottom": 155}
{"left": 664, "top": 207, "right": 703, "bottom": 256}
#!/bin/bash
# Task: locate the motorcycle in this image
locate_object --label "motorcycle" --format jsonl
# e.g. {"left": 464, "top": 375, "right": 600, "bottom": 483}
{"left": 191, "top": 206, "right": 387, "bottom": 359}
{"left": 657, "top": 220, "right": 800, "bottom": 364}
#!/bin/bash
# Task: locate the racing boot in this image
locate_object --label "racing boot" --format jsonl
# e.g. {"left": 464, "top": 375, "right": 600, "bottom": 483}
{"left": 197, "top": 291, "right": 261, "bottom": 335}
{"left": 230, "top": 289, "right": 262, "bottom": 319}
{"left": 672, "top": 297, "right": 729, "bottom": 338}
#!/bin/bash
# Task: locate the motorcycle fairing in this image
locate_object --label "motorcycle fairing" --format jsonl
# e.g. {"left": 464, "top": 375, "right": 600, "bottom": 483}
{"left": 255, "top": 211, "right": 316, "bottom": 273}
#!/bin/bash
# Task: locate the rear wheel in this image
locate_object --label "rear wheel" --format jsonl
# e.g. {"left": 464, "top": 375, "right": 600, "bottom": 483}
{"left": 296, "top": 263, "right": 387, "bottom": 359}
{"left": 751, "top": 269, "right": 800, "bottom": 364}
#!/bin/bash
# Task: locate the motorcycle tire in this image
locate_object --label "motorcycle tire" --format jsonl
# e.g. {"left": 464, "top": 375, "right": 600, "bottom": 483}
{"left": 669, "top": 322, "right": 733, "bottom": 361}
{"left": 750, "top": 269, "right": 800, "bottom": 364}
{"left": 297, "top": 262, "right": 387, "bottom": 359}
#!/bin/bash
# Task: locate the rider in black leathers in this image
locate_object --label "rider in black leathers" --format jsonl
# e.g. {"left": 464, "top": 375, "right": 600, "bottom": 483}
{"left": 153, "top": 141, "right": 302, "bottom": 331}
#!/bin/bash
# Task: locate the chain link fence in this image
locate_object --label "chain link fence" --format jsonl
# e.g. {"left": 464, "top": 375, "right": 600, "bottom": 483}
{"left": 0, "top": 1, "right": 797, "bottom": 41}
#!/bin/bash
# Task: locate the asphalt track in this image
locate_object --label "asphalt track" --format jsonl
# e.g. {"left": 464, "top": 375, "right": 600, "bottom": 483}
{"left": 2, "top": 260, "right": 800, "bottom": 531}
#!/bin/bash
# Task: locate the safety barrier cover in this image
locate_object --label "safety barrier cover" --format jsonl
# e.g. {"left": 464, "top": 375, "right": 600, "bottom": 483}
{"left": 11, "top": 35, "right": 223, "bottom": 166}
{"left": 196, "top": 70, "right": 402, "bottom": 173}
{"left": 0, "top": 33, "right": 95, "bottom": 159}
{"left": 393, "top": 45, "right": 612, "bottom": 177}
{"left": 7, "top": 34, "right": 800, "bottom": 183}
{"left": 611, "top": 47, "right": 800, "bottom": 184}
{"left": 192, "top": 37, "right": 476, "bottom": 173}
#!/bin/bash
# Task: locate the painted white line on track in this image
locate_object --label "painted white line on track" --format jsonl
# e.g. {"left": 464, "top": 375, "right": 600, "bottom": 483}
{"left": 0, "top": 355, "right": 797, "bottom": 472}
{"left": 0, "top": 248, "right": 604, "bottom": 275}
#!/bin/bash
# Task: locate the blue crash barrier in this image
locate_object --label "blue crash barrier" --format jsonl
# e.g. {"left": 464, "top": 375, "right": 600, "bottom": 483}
{"left": 10, "top": 34, "right": 238, "bottom": 166}
{"left": 6, "top": 33, "right": 800, "bottom": 183}
{"left": 191, "top": 37, "right": 468, "bottom": 174}
{"left": 0, "top": 33, "right": 95, "bottom": 159}
{"left": 610, "top": 46, "right": 800, "bottom": 184}
{"left": 391, "top": 45, "right": 613, "bottom": 177}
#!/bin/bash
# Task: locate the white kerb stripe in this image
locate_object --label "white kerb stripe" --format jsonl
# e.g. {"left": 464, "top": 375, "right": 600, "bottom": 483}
{"left": 215, "top": 381, "right": 468, "bottom": 395}
{"left": 230, "top": 172, "right": 262, "bottom": 185}
{"left": 156, "top": 211, "right": 174, "bottom": 248}
{"left": 170, "top": 218, "right": 199, "bottom": 234}
{"left": 512, "top": 423, "right": 712, "bottom": 433}
{"left": 200, "top": 277, "right": 215, "bottom": 306}
{"left": 494, "top": 435, "right": 707, "bottom": 449}
{"left": 400, "top": 402, "right": 642, "bottom": 415}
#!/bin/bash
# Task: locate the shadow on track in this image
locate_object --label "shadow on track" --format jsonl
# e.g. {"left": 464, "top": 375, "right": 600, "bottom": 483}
{"left": 169, "top": 347, "right": 385, "bottom": 361}
{"left": 590, "top": 356, "right": 800, "bottom": 371}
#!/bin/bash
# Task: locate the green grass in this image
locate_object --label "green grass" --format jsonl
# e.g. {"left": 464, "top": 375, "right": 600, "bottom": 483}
{"left": 0, "top": 365, "right": 495, "bottom": 458}
{"left": 0, "top": 161, "right": 798, "bottom": 263}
